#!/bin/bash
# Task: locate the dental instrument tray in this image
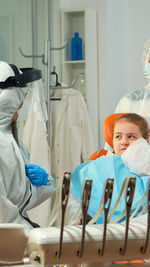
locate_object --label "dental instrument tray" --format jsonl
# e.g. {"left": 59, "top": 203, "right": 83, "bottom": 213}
{"left": 27, "top": 218, "right": 150, "bottom": 266}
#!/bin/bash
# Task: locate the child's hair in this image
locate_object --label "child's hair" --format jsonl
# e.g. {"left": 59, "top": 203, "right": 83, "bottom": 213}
{"left": 113, "top": 113, "right": 149, "bottom": 140}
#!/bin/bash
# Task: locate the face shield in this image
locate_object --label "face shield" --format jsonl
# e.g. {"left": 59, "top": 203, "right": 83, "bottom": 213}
{"left": 0, "top": 61, "right": 43, "bottom": 145}
{"left": 23, "top": 78, "right": 48, "bottom": 123}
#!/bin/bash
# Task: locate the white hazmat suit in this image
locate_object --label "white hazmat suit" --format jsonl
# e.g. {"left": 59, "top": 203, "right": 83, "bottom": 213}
{"left": 0, "top": 61, "right": 55, "bottom": 229}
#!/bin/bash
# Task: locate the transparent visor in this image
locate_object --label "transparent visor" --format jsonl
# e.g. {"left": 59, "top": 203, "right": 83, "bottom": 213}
{"left": 17, "top": 78, "right": 48, "bottom": 123}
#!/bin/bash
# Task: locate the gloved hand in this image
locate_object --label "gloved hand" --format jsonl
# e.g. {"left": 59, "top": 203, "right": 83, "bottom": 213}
{"left": 25, "top": 164, "right": 48, "bottom": 186}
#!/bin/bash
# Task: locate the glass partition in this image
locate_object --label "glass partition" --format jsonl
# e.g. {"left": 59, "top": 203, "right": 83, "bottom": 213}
{"left": 0, "top": 0, "right": 50, "bottom": 74}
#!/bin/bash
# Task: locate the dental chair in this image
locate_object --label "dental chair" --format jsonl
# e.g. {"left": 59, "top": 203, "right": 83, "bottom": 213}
{"left": 27, "top": 113, "right": 150, "bottom": 267}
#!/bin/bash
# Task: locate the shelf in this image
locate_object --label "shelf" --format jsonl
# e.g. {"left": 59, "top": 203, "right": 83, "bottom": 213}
{"left": 61, "top": 8, "right": 99, "bottom": 148}
{"left": 64, "top": 60, "right": 85, "bottom": 64}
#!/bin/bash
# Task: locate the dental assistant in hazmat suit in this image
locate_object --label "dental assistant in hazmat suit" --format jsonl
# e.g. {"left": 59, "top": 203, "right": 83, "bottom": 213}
{"left": 0, "top": 61, "right": 56, "bottom": 229}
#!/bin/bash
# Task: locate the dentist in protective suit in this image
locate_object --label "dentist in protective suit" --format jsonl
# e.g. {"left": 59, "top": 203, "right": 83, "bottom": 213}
{"left": 0, "top": 61, "right": 55, "bottom": 229}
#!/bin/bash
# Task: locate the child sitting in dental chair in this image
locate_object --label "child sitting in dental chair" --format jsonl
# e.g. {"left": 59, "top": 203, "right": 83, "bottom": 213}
{"left": 70, "top": 113, "right": 150, "bottom": 224}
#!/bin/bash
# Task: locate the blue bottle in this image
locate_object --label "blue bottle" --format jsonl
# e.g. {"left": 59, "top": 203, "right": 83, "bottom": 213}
{"left": 71, "top": 32, "right": 82, "bottom": 61}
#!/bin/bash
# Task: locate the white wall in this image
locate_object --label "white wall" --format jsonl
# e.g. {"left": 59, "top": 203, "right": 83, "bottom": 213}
{"left": 60, "top": 0, "right": 150, "bottom": 146}
{"left": 107, "top": 0, "right": 150, "bottom": 111}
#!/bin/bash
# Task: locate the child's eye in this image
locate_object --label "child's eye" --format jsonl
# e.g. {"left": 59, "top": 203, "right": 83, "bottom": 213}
{"left": 115, "top": 135, "right": 121, "bottom": 139}
{"left": 128, "top": 135, "right": 135, "bottom": 139}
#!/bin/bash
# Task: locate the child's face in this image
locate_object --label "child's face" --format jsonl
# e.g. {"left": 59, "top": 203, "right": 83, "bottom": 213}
{"left": 113, "top": 120, "right": 143, "bottom": 155}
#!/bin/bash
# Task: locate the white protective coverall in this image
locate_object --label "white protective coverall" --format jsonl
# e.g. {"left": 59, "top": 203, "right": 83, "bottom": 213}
{"left": 0, "top": 62, "right": 55, "bottom": 229}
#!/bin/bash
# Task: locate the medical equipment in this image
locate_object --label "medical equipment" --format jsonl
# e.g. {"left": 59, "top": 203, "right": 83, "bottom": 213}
{"left": 0, "top": 61, "right": 46, "bottom": 123}
{"left": 0, "top": 63, "right": 42, "bottom": 89}
{"left": 78, "top": 178, "right": 92, "bottom": 258}
{"left": 27, "top": 175, "right": 150, "bottom": 266}
{"left": 0, "top": 61, "right": 44, "bottom": 143}
{"left": 0, "top": 175, "right": 149, "bottom": 266}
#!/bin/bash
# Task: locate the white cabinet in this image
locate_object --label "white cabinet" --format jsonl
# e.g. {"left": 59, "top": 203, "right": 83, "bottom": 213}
{"left": 61, "top": 8, "right": 99, "bottom": 149}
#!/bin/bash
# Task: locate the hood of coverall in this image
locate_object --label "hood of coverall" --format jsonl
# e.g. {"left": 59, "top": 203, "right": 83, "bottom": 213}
{"left": 0, "top": 61, "right": 28, "bottom": 132}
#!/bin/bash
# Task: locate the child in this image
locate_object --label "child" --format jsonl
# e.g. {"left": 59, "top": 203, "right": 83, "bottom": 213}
{"left": 117, "top": 114, "right": 150, "bottom": 176}
{"left": 70, "top": 113, "right": 150, "bottom": 224}
{"left": 112, "top": 113, "right": 149, "bottom": 155}
{"left": 89, "top": 113, "right": 149, "bottom": 158}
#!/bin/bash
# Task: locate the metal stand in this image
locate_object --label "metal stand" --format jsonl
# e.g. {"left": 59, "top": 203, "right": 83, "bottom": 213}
{"left": 44, "top": 40, "right": 51, "bottom": 145}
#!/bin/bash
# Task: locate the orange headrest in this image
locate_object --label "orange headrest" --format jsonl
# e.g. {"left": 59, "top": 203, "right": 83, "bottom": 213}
{"left": 103, "top": 113, "right": 126, "bottom": 147}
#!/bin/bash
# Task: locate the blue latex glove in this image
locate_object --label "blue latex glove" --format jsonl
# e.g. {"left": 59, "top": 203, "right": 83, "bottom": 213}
{"left": 25, "top": 164, "right": 48, "bottom": 186}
